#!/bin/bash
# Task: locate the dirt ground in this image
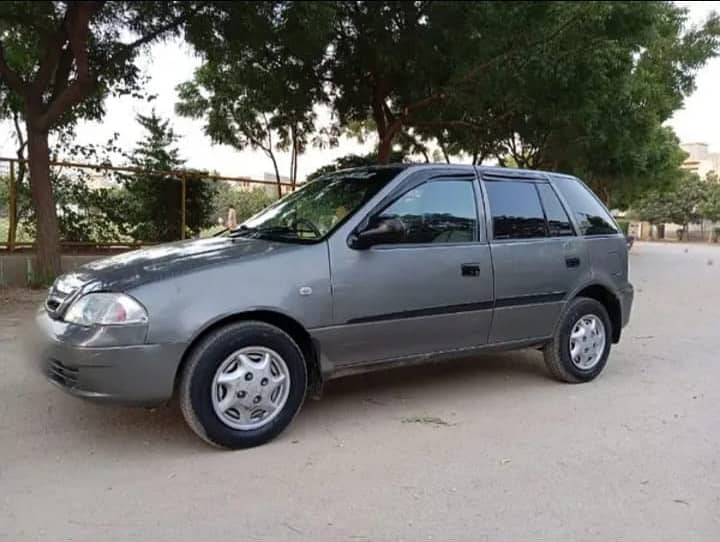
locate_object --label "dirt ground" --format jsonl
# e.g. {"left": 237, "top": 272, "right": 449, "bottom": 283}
{"left": 1, "top": 242, "right": 719, "bottom": 541}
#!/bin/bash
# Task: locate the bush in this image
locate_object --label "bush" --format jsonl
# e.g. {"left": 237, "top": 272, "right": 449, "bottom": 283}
{"left": 615, "top": 219, "right": 630, "bottom": 235}
{"left": 212, "top": 182, "right": 275, "bottom": 226}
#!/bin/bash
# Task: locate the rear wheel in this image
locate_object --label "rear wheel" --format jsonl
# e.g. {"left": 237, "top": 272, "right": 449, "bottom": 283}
{"left": 180, "top": 321, "right": 307, "bottom": 449}
{"left": 543, "top": 297, "right": 612, "bottom": 383}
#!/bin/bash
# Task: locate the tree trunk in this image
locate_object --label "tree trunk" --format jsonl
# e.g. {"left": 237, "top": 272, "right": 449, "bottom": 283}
{"left": 26, "top": 124, "right": 62, "bottom": 282}
{"left": 267, "top": 149, "right": 282, "bottom": 199}
{"left": 377, "top": 135, "right": 393, "bottom": 164}
{"left": 439, "top": 141, "right": 450, "bottom": 164}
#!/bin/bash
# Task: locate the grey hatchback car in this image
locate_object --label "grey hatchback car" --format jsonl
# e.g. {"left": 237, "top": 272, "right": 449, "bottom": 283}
{"left": 36, "top": 164, "right": 633, "bottom": 448}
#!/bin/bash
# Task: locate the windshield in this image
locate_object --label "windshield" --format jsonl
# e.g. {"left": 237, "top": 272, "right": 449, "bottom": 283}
{"left": 232, "top": 167, "right": 404, "bottom": 242}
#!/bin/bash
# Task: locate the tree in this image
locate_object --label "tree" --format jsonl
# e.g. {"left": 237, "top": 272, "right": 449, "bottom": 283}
{"left": 0, "top": 1, "right": 196, "bottom": 279}
{"left": 633, "top": 190, "right": 675, "bottom": 237}
{"left": 701, "top": 175, "right": 720, "bottom": 241}
{"left": 179, "top": 2, "right": 333, "bottom": 193}
{"left": 479, "top": 2, "right": 719, "bottom": 207}
{"left": 114, "top": 111, "right": 216, "bottom": 242}
{"left": 306, "top": 150, "right": 408, "bottom": 181}
{"left": 701, "top": 183, "right": 720, "bottom": 221}
{"left": 324, "top": 2, "right": 589, "bottom": 163}
{"left": 667, "top": 173, "right": 706, "bottom": 238}
{"left": 212, "top": 182, "right": 275, "bottom": 226}
{"left": 634, "top": 172, "right": 707, "bottom": 239}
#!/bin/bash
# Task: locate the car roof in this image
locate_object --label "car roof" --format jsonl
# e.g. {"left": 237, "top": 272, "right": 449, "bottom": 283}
{"left": 330, "top": 163, "right": 576, "bottom": 182}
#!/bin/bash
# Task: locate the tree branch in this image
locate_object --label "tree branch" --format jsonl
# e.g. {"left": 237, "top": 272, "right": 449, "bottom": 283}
{"left": 12, "top": 111, "right": 26, "bottom": 153}
{"left": 392, "top": 6, "right": 590, "bottom": 129}
{"left": 49, "top": 45, "right": 74, "bottom": 102}
{"left": 111, "top": 9, "right": 197, "bottom": 64}
{"left": 36, "top": 1, "right": 103, "bottom": 130}
{"left": 33, "top": 7, "right": 71, "bottom": 93}
{"left": 0, "top": 41, "right": 28, "bottom": 96}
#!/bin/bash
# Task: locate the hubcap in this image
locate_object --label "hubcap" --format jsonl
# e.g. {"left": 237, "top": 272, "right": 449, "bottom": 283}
{"left": 211, "top": 346, "right": 290, "bottom": 430}
{"left": 569, "top": 314, "right": 606, "bottom": 370}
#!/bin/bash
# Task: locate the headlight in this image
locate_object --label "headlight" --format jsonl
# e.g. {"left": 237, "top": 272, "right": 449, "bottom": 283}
{"left": 63, "top": 293, "right": 148, "bottom": 326}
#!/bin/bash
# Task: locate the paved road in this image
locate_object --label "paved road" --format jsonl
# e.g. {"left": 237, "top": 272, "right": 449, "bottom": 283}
{"left": 1, "top": 242, "right": 719, "bottom": 541}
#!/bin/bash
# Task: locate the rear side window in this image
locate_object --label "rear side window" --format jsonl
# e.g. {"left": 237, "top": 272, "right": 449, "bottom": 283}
{"left": 377, "top": 178, "right": 478, "bottom": 244}
{"left": 485, "top": 181, "right": 546, "bottom": 239}
{"left": 554, "top": 179, "right": 618, "bottom": 236}
{"left": 537, "top": 184, "right": 574, "bottom": 236}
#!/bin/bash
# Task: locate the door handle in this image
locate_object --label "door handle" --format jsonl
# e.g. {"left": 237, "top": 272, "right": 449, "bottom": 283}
{"left": 461, "top": 263, "right": 481, "bottom": 277}
{"left": 565, "top": 257, "right": 580, "bottom": 268}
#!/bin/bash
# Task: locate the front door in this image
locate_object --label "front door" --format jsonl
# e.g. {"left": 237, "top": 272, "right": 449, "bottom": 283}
{"left": 482, "top": 177, "right": 591, "bottom": 343}
{"left": 319, "top": 172, "right": 494, "bottom": 368}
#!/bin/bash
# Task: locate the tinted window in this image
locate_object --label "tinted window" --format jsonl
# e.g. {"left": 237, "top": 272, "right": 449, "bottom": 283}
{"left": 377, "top": 179, "right": 477, "bottom": 244}
{"left": 554, "top": 178, "right": 618, "bottom": 236}
{"left": 537, "top": 184, "right": 574, "bottom": 236}
{"left": 485, "top": 181, "right": 546, "bottom": 239}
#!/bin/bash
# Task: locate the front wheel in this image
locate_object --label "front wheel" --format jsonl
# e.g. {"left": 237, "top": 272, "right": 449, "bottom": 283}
{"left": 543, "top": 297, "right": 612, "bottom": 383}
{"left": 180, "top": 321, "right": 307, "bottom": 449}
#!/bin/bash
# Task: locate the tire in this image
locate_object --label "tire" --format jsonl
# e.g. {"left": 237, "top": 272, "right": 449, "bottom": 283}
{"left": 180, "top": 321, "right": 307, "bottom": 449}
{"left": 543, "top": 297, "right": 612, "bottom": 383}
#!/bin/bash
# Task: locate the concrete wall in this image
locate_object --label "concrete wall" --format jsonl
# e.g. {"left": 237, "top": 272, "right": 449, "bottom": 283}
{"left": 0, "top": 254, "right": 102, "bottom": 287}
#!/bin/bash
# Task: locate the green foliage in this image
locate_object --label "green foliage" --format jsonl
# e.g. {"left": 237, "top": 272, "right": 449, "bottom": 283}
{"left": 0, "top": 175, "right": 8, "bottom": 214}
{"left": 633, "top": 191, "right": 675, "bottom": 226}
{"left": 469, "top": 2, "right": 717, "bottom": 207}
{"left": 0, "top": 2, "right": 195, "bottom": 129}
{"left": 668, "top": 173, "right": 706, "bottom": 227}
{"left": 179, "top": 2, "right": 334, "bottom": 185}
{"left": 17, "top": 171, "right": 126, "bottom": 243}
{"left": 616, "top": 220, "right": 630, "bottom": 236}
{"left": 633, "top": 172, "right": 707, "bottom": 228}
{"left": 0, "top": 2, "right": 200, "bottom": 275}
{"left": 700, "top": 175, "right": 720, "bottom": 222}
{"left": 211, "top": 182, "right": 275, "bottom": 225}
{"left": 306, "top": 151, "right": 408, "bottom": 181}
{"left": 114, "top": 112, "right": 217, "bottom": 242}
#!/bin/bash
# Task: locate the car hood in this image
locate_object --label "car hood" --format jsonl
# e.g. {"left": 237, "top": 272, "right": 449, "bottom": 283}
{"left": 57, "top": 236, "right": 296, "bottom": 292}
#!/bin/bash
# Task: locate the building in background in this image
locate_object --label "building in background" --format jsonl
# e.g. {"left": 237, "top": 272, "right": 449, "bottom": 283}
{"left": 681, "top": 143, "right": 720, "bottom": 178}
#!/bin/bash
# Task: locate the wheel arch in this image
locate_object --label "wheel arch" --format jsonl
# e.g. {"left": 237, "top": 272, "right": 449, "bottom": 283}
{"left": 572, "top": 283, "right": 622, "bottom": 343}
{"left": 174, "top": 310, "right": 322, "bottom": 398}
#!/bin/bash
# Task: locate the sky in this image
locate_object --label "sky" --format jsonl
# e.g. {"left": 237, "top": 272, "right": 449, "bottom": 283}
{"left": 0, "top": 1, "right": 718, "bottom": 180}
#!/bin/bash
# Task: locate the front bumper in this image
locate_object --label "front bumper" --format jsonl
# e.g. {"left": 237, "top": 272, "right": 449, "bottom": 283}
{"left": 34, "top": 310, "right": 185, "bottom": 405}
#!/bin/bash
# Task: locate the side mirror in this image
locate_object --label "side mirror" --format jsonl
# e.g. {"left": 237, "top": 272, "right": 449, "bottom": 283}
{"left": 349, "top": 217, "right": 405, "bottom": 249}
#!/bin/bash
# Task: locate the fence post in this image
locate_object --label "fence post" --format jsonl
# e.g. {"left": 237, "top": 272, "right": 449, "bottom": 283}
{"left": 181, "top": 173, "right": 187, "bottom": 240}
{"left": 8, "top": 160, "right": 16, "bottom": 252}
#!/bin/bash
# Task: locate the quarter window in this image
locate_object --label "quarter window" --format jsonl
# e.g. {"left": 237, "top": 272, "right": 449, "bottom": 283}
{"left": 537, "top": 184, "right": 574, "bottom": 236}
{"left": 554, "top": 178, "right": 618, "bottom": 236}
{"left": 376, "top": 179, "right": 478, "bottom": 244}
{"left": 485, "top": 181, "right": 546, "bottom": 239}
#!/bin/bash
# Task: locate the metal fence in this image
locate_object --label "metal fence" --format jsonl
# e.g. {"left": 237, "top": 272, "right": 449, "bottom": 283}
{"left": 0, "top": 157, "right": 296, "bottom": 252}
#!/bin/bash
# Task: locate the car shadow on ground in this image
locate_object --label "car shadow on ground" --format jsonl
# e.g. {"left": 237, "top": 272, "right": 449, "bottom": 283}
{"left": 42, "top": 348, "right": 551, "bottom": 454}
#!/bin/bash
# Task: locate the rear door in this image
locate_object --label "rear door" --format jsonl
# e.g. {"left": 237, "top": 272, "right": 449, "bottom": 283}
{"left": 481, "top": 175, "right": 590, "bottom": 343}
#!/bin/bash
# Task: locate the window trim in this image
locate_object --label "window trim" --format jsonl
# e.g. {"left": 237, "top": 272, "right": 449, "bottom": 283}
{"left": 352, "top": 173, "right": 483, "bottom": 248}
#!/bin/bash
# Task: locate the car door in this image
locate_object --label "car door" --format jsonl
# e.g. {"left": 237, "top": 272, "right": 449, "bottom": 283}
{"left": 317, "top": 170, "right": 494, "bottom": 368}
{"left": 481, "top": 174, "right": 591, "bottom": 343}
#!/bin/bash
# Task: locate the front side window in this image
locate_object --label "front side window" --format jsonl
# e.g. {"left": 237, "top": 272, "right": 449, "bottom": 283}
{"left": 553, "top": 178, "right": 618, "bottom": 236}
{"left": 485, "top": 180, "right": 546, "bottom": 240}
{"left": 237, "top": 168, "right": 403, "bottom": 242}
{"left": 375, "top": 178, "right": 478, "bottom": 244}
